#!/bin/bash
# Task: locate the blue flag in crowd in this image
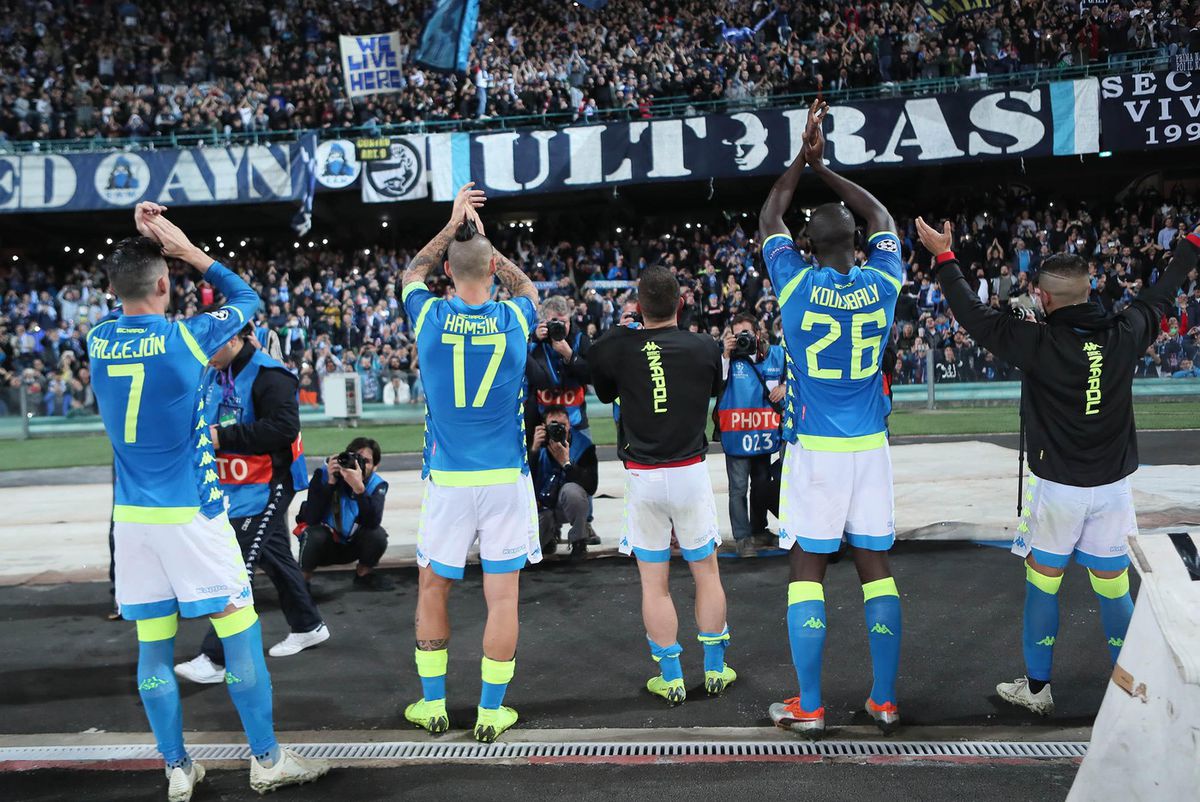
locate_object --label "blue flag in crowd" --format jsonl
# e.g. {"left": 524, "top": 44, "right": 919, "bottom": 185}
{"left": 291, "top": 132, "right": 318, "bottom": 237}
{"left": 576, "top": 0, "right": 609, "bottom": 8}
{"left": 415, "top": 0, "right": 480, "bottom": 73}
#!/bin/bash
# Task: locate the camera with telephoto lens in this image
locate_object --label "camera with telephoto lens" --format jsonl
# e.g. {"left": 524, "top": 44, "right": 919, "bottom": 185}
{"left": 545, "top": 319, "right": 567, "bottom": 341}
{"left": 335, "top": 451, "right": 367, "bottom": 471}
{"left": 732, "top": 330, "right": 758, "bottom": 358}
{"left": 545, "top": 421, "right": 569, "bottom": 445}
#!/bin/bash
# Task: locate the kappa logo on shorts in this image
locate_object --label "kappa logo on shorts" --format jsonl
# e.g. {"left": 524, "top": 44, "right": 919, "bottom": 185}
{"left": 801, "top": 617, "right": 826, "bottom": 629}
{"left": 869, "top": 623, "right": 895, "bottom": 636}
{"left": 1036, "top": 636, "right": 1056, "bottom": 646}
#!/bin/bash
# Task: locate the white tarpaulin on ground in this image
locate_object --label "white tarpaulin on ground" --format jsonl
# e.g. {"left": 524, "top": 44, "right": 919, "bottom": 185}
{"left": 1069, "top": 532, "right": 1200, "bottom": 800}
{"left": 4, "top": 442, "right": 1199, "bottom": 586}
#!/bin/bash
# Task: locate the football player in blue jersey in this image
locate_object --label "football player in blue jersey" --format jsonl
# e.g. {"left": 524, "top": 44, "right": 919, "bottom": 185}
{"left": 89, "top": 204, "right": 328, "bottom": 801}
{"left": 400, "top": 184, "right": 542, "bottom": 743}
{"left": 758, "top": 101, "right": 905, "bottom": 737}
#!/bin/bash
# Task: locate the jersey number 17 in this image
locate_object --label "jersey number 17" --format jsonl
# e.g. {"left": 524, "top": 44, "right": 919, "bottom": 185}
{"left": 442, "top": 333, "right": 507, "bottom": 408}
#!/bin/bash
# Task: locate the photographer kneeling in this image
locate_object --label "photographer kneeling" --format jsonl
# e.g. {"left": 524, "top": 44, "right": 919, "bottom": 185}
{"left": 530, "top": 405, "right": 599, "bottom": 561}
{"left": 716, "top": 314, "right": 786, "bottom": 558}
{"left": 299, "top": 437, "right": 393, "bottom": 590}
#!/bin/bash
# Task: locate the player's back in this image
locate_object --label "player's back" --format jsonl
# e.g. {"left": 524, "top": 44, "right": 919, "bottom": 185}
{"left": 88, "top": 314, "right": 221, "bottom": 519}
{"left": 406, "top": 287, "right": 537, "bottom": 485}
{"left": 590, "top": 326, "right": 722, "bottom": 465}
{"left": 763, "top": 231, "right": 902, "bottom": 450}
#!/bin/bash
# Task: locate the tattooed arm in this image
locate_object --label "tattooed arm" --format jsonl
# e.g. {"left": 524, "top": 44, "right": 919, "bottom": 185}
{"left": 493, "top": 250, "right": 538, "bottom": 304}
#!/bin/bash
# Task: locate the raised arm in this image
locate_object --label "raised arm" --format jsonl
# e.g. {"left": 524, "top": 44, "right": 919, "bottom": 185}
{"left": 917, "top": 217, "right": 1040, "bottom": 372}
{"left": 402, "top": 183, "right": 486, "bottom": 289}
{"left": 493, "top": 250, "right": 538, "bottom": 304}
{"left": 759, "top": 139, "right": 808, "bottom": 240}
{"left": 804, "top": 100, "right": 895, "bottom": 235}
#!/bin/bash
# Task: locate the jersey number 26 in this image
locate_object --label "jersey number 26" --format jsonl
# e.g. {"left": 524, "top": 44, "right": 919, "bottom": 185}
{"left": 801, "top": 309, "right": 886, "bottom": 380}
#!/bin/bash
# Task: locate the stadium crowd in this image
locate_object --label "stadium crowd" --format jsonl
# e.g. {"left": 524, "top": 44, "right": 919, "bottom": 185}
{"left": 3, "top": 185, "right": 1199, "bottom": 418}
{"left": 2, "top": 0, "right": 1196, "bottom": 144}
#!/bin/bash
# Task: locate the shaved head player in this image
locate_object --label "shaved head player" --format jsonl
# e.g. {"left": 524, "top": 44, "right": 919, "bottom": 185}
{"left": 400, "top": 184, "right": 541, "bottom": 743}
{"left": 758, "top": 101, "right": 905, "bottom": 737}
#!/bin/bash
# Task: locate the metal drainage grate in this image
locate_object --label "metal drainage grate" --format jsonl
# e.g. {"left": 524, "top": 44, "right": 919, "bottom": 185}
{"left": 0, "top": 739, "right": 1088, "bottom": 763}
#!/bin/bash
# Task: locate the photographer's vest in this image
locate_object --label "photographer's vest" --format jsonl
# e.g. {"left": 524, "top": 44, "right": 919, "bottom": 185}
{"left": 717, "top": 346, "right": 786, "bottom": 457}
{"left": 211, "top": 349, "right": 309, "bottom": 518}
{"left": 313, "top": 466, "right": 385, "bottom": 541}
{"left": 531, "top": 332, "right": 588, "bottom": 429}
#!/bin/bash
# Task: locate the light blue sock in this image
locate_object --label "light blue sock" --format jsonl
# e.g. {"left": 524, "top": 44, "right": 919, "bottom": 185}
{"left": 1022, "top": 567, "right": 1062, "bottom": 683}
{"left": 215, "top": 609, "right": 279, "bottom": 764}
{"left": 697, "top": 627, "right": 730, "bottom": 673}
{"left": 647, "top": 638, "right": 683, "bottom": 682}
{"left": 1090, "top": 570, "right": 1134, "bottom": 663}
{"left": 480, "top": 657, "right": 516, "bottom": 710}
{"left": 863, "top": 578, "right": 902, "bottom": 706}
{"left": 786, "top": 581, "right": 826, "bottom": 712}
{"left": 135, "top": 618, "right": 188, "bottom": 766}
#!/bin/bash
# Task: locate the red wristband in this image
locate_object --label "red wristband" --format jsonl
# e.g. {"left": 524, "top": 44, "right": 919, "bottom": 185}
{"left": 934, "top": 251, "right": 956, "bottom": 265}
{"left": 1185, "top": 233, "right": 1200, "bottom": 250}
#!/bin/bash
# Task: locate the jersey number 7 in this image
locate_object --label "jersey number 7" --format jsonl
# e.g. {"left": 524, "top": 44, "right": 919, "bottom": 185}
{"left": 442, "top": 333, "right": 507, "bottom": 408}
{"left": 107, "top": 363, "right": 145, "bottom": 443}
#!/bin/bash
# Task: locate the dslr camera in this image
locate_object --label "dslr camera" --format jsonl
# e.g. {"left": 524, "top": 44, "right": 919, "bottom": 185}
{"left": 732, "top": 330, "right": 758, "bottom": 358}
{"left": 545, "top": 319, "right": 568, "bottom": 341}
{"left": 335, "top": 451, "right": 367, "bottom": 471}
{"left": 545, "top": 421, "right": 569, "bottom": 445}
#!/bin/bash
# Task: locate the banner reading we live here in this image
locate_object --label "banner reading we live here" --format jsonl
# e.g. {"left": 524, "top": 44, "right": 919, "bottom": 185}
{"left": 361, "top": 78, "right": 1100, "bottom": 203}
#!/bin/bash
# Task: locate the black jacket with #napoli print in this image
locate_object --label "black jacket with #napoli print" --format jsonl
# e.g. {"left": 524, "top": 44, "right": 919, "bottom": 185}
{"left": 590, "top": 325, "right": 723, "bottom": 466}
{"left": 932, "top": 235, "right": 1199, "bottom": 487}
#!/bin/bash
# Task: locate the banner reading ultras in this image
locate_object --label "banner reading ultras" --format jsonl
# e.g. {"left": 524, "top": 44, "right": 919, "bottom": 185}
{"left": 1099, "top": 71, "right": 1200, "bottom": 151}
{"left": 340, "top": 32, "right": 404, "bottom": 98}
{"left": 414, "top": 77, "right": 1098, "bottom": 200}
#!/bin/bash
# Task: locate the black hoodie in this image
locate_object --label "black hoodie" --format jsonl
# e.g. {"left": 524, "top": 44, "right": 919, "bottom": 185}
{"left": 932, "top": 236, "right": 1199, "bottom": 487}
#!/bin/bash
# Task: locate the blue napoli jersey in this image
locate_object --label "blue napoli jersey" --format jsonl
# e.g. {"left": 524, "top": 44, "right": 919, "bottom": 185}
{"left": 88, "top": 263, "right": 260, "bottom": 523}
{"left": 403, "top": 282, "right": 538, "bottom": 486}
{"left": 763, "top": 231, "right": 902, "bottom": 451}
{"left": 718, "top": 345, "right": 786, "bottom": 456}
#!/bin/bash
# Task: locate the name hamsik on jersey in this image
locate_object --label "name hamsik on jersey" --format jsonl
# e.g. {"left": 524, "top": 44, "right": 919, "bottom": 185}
{"left": 87, "top": 262, "right": 260, "bottom": 523}
{"left": 763, "top": 231, "right": 902, "bottom": 451}
{"left": 403, "top": 282, "right": 538, "bottom": 486}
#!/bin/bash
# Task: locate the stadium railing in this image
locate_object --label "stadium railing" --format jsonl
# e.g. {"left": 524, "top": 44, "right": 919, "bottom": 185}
{"left": 0, "top": 49, "right": 1170, "bottom": 155}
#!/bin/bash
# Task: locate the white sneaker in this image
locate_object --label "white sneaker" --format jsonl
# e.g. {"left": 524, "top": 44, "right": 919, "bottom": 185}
{"left": 268, "top": 624, "right": 331, "bottom": 658}
{"left": 166, "top": 761, "right": 205, "bottom": 802}
{"left": 996, "top": 676, "right": 1055, "bottom": 715}
{"left": 249, "top": 747, "right": 329, "bottom": 794}
{"left": 174, "top": 654, "right": 225, "bottom": 685}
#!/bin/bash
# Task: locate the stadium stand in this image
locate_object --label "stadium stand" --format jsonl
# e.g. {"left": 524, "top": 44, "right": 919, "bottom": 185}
{"left": 4, "top": 187, "right": 1198, "bottom": 417}
{"left": 1, "top": 0, "right": 1194, "bottom": 146}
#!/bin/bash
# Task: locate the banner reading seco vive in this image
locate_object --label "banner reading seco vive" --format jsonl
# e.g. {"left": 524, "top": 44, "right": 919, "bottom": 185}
{"left": 1099, "top": 71, "right": 1200, "bottom": 151}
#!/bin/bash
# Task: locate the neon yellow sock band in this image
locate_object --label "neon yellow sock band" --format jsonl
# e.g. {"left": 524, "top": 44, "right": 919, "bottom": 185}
{"left": 415, "top": 648, "right": 449, "bottom": 677}
{"left": 136, "top": 613, "right": 179, "bottom": 642}
{"left": 1089, "top": 569, "right": 1130, "bottom": 599}
{"left": 211, "top": 605, "right": 259, "bottom": 639}
{"left": 481, "top": 656, "right": 516, "bottom": 685}
{"left": 788, "top": 580, "right": 824, "bottom": 606}
{"left": 1026, "top": 566, "right": 1064, "bottom": 595}
{"left": 862, "top": 577, "right": 899, "bottom": 602}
